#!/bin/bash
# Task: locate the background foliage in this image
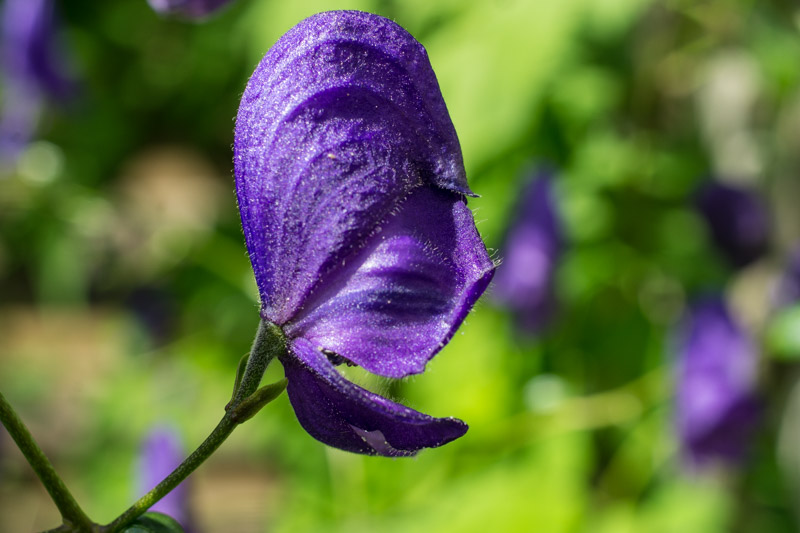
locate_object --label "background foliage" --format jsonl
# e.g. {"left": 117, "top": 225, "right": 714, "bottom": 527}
{"left": 2, "top": 0, "right": 800, "bottom": 531}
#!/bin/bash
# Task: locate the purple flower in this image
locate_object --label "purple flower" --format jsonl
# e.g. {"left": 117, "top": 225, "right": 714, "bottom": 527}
{"left": 492, "top": 172, "right": 563, "bottom": 333}
{"left": 147, "top": 0, "right": 236, "bottom": 19}
{"left": 695, "top": 181, "right": 770, "bottom": 268}
{"left": 0, "top": 0, "right": 73, "bottom": 162}
{"left": 234, "top": 11, "right": 494, "bottom": 456}
{"left": 137, "top": 427, "right": 191, "bottom": 528}
{"left": 675, "top": 297, "right": 761, "bottom": 468}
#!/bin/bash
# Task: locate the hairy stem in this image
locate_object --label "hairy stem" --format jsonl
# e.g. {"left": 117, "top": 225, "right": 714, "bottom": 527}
{"left": 101, "top": 416, "right": 236, "bottom": 533}
{"left": 0, "top": 391, "right": 96, "bottom": 532}
{"left": 102, "top": 320, "right": 286, "bottom": 533}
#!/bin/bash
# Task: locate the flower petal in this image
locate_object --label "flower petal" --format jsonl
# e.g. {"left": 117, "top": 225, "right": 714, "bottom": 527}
{"left": 2, "top": 0, "right": 74, "bottom": 100}
{"left": 235, "top": 11, "right": 471, "bottom": 324}
{"left": 695, "top": 180, "right": 769, "bottom": 268}
{"left": 676, "top": 297, "right": 761, "bottom": 467}
{"left": 284, "top": 186, "right": 495, "bottom": 378}
{"left": 137, "top": 427, "right": 191, "bottom": 528}
{"left": 282, "top": 337, "right": 468, "bottom": 456}
{"left": 1, "top": 0, "right": 74, "bottom": 163}
{"left": 492, "top": 172, "right": 563, "bottom": 333}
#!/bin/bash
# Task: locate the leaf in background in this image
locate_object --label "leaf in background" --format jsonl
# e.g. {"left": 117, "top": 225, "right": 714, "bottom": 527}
{"left": 123, "top": 512, "right": 185, "bottom": 533}
{"left": 766, "top": 305, "right": 800, "bottom": 361}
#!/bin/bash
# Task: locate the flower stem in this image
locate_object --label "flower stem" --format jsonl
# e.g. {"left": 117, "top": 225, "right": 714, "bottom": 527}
{"left": 0, "top": 391, "right": 96, "bottom": 532}
{"left": 101, "top": 415, "right": 236, "bottom": 533}
{"left": 102, "top": 320, "right": 286, "bottom": 533}
{"left": 231, "top": 320, "right": 287, "bottom": 403}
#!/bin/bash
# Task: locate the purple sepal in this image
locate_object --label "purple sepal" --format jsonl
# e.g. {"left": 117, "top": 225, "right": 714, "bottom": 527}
{"left": 282, "top": 338, "right": 468, "bottom": 457}
{"left": 675, "top": 297, "right": 761, "bottom": 468}
{"left": 285, "top": 186, "right": 494, "bottom": 378}
{"left": 695, "top": 181, "right": 770, "bottom": 268}
{"left": 236, "top": 10, "right": 474, "bottom": 326}
{"left": 236, "top": 11, "right": 493, "bottom": 455}
{"left": 147, "top": 0, "right": 235, "bottom": 19}
{"left": 137, "top": 427, "right": 191, "bottom": 529}
{"left": 492, "top": 172, "right": 563, "bottom": 333}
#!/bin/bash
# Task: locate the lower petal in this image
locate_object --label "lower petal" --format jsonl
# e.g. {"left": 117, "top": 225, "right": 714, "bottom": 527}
{"left": 282, "top": 337, "right": 468, "bottom": 456}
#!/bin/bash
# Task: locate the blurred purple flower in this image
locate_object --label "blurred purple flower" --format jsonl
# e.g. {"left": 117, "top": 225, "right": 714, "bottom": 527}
{"left": 675, "top": 297, "right": 761, "bottom": 468}
{"left": 147, "top": 0, "right": 236, "bottom": 19}
{"left": 695, "top": 181, "right": 770, "bottom": 268}
{"left": 138, "top": 427, "right": 191, "bottom": 529}
{"left": 0, "top": 0, "right": 73, "bottom": 162}
{"left": 492, "top": 172, "right": 563, "bottom": 333}
{"left": 235, "top": 11, "right": 494, "bottom": 456}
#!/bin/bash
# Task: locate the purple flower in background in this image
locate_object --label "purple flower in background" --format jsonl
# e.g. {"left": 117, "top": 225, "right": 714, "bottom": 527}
{"left": 235, "top": 11, "right": 494, "bottom": 456}
{"left": 492, "top": 172, "right": 563, "bottom": 333}
{"left": 147, "top": 0, "right": 236, "bottom": 19}
{"left": 138, "top": 427, "right": 191, "bottom": 529}
{"left": 675, "top": 297, "right": 761, "bottom": 468}
{"left": 0, "top": 0, "right": 73, "bottom": 162}
{"left": 695, "top": 181, "right": 770, "bottom": 268}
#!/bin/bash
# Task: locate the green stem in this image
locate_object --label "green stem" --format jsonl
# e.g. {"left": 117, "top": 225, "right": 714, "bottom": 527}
{"left": 0, "top": 391, "right": 96, "bottom": 532}
{"left": 231, "top": 320, "right": 287, "bottom": 402}
{"left": 102, "top": 320, "right": 286, "bottom": 533}
{"left": 102, "top": 416, "right": 236, "bottom": 533}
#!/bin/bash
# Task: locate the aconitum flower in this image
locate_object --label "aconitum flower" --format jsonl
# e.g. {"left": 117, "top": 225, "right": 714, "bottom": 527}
{"left": 0, "top": 0, "right": 73, "bottom": 162}
{"left": 147, "top": 0, "right": 236, "bottom": 19}
{"left": 695, "top": 181, "right": 770, "bottom": 268}
{"left": 235, "top": 11, "right": 495, "bottom": 456}
{"left": 492, "top": 172, "right": 562, "bottom": 333}
{"left": 137, "top": 427, "right": 192, "bottom": 528}
{"left": 675, "top": 297, "right": 761, "bottom": 468}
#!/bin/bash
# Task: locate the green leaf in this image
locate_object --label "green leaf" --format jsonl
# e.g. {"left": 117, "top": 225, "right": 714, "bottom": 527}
{"left": 766, "top": 305, "right": 800, "bottom": 360}
{"left": 230, "top": 378, "right": 288, "bottom": 423}
{"left": 229, "top": 352, "right": 250, "bottom": 402}
{"left": 122, "top": 512, "right": 185, "bottom": 533}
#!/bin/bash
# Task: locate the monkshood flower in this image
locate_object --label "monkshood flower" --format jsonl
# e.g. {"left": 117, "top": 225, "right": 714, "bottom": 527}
{"left": 695, "top": 180, "right": 770, "bottom": 268}
{"left": 147, "top": 0, "right": 236, "bottom": 19}
{"left": 234, "top": 11, "right": 495, "bottom": 456}
{"left": 675, "top": 297, "right": 761, "bottom": 468}
{"left": 0, "top": 0, "right": 73, "bottom": 162}
{"left": 492, "top": 171, "right": 562, "bottom": 333}
{"left": 137, "top": 427, "right": 192, "bottom": 529}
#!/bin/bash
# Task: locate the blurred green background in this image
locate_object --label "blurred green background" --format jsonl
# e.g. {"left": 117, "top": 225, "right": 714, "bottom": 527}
{"left": 2, "top": 0, "right": 800, "bottom": 531}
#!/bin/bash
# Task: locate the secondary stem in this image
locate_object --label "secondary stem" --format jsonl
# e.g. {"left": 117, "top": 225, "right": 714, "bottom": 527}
{"left": 102, "top": 320, "right": 286, "bottom": 533}
{"left": 101, "top": 415, "right": 236, "bottom": 533}
{"left": 0, "top": 391, "right": 96, "bottom": 532}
